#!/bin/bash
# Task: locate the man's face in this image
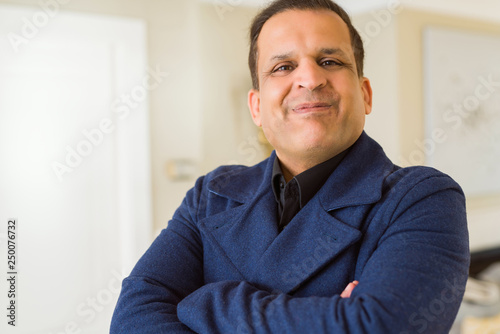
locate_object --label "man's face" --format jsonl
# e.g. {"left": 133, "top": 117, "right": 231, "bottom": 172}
{"left": 248, "top": 9, "right": 372, "bottom": 169}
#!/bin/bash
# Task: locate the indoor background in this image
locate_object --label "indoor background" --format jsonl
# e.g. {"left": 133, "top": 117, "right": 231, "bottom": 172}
{"left": 0, "top": 0, "right": 499, "bottom": 333}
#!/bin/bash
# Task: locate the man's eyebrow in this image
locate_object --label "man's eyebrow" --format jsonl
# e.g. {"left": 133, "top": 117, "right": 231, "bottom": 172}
{"left": 320, "top": 48, "right": 349, "bottom": 57}
{"left": 269, "top": 52, "right": 293, "bottom": 62}
{"left": 267, "top": 48, "right": 349, "bottom": 63}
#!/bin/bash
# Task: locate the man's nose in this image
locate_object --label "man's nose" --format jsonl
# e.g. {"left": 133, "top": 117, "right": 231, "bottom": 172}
{"left": 295, "top": 61, "right": 327, "bottom": 92}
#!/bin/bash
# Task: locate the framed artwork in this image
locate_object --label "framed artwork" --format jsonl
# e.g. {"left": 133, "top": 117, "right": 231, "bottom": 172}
{"left": 423, "top": 26, "right": 500, "bottom": 197}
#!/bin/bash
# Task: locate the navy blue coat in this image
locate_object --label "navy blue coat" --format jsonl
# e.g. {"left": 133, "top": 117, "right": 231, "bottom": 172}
{"left": 111, "top": 132, "right": 469, "bottom": 333}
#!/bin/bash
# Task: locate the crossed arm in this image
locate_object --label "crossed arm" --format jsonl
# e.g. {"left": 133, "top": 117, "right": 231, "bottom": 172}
{"left": 110, "top": 174, "right": 469, "bottom": 334}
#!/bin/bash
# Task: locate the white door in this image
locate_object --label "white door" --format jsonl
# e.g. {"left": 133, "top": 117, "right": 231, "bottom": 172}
{"left": 0, "top": 5, "right": 153, "bottom": 333}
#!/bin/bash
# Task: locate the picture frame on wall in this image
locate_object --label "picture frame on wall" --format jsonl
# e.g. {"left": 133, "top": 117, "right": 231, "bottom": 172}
{"left": 423, "top": 26, "right": 500, "bottom": 198}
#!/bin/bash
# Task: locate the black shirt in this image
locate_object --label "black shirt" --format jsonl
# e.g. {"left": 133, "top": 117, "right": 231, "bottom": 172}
{"left": 271, "top": 149, "right": 350, "bottom": 232}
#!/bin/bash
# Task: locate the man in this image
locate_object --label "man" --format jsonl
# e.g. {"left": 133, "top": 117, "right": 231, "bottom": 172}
{"left": 111, "top": 0, "right": 469, "bottom": 333}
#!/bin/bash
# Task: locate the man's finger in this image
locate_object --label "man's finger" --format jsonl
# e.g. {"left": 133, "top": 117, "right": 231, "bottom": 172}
{"left": 340, "top": 280, "right": 359, "bottom": 298}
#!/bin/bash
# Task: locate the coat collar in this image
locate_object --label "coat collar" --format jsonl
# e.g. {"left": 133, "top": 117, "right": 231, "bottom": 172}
{"left": 207, "top": 131, "right": 395, "bottom": 211}
{"left": 201, "top": 132, "right": 396, "bottom": 293}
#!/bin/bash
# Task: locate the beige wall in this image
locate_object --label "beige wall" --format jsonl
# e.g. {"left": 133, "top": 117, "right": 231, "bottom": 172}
{"left": 353, "top": 12, "right": 400, "bottom": 163}
{"left": 197, "top": 2, "right": 264, "bottom": 173}
{"left": 0, "top": 0, "right": 261, "bottom": 236}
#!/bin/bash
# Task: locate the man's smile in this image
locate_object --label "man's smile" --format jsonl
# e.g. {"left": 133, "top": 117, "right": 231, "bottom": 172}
{"left": 291, "top": 102, "right": 332, "bottom": 113}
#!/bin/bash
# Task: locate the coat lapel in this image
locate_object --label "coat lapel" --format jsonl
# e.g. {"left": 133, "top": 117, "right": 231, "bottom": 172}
{"left": 251, "top": 133, "right": 395, "bottom": 293}
{"left": 199, "top": 188, "right": 279, "bottom": 279}
{"left": 199, "top": 132, "right": 395, "bottom": 293}
{"left": 198, "top": 155, "right": 279, "bottom": 280}
{"left": 248, "top": 196, "right": 362, "bottom": 293}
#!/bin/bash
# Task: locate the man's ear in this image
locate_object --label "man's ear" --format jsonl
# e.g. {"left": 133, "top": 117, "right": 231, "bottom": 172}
{"left": 361, "top": 77, "right": 373, "bottom": 116}
{"left": 248, "top": 89, "right": 261, "bottom": 126}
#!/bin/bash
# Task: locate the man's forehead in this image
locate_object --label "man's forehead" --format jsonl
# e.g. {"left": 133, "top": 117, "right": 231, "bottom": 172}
{"left": 257, "top": 9, "right": 352, "bottom": 61}
{"left": 260, "top": 9, "right": 349, "bottom": 39}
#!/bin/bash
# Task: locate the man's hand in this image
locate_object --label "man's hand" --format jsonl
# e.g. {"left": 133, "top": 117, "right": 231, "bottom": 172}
{"left": 340, "top": 281, "right": 359, "bottom": 298}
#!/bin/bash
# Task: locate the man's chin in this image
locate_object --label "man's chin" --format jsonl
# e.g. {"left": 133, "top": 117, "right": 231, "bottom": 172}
{"left": 291, "top": 142, "right": 336, "bottom": 158}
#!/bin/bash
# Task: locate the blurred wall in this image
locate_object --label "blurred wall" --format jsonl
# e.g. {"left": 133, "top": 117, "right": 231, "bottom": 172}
{"left": 197, "top": 3, "right": 263, "bottom": 172}
{"left": 0, "top": 0, "right": 262, "bottom": 237}
{"left": 353, "top": 12, "right": 400, "bottom": 162}
{"left": 354, "top": 7, "right": 500, "bottom": 251}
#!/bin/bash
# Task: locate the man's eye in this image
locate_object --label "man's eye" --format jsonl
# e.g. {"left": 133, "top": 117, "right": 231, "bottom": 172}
{"left": 321, "top": 60, "right": 341, "bottom": 67}
{"left": 273, "top": 65, "right": 293, "bottom": 72}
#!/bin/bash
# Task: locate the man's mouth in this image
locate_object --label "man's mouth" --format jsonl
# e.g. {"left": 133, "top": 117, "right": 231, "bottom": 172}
{"left": 291, "top": 102, "right": 332, "bottom": 113}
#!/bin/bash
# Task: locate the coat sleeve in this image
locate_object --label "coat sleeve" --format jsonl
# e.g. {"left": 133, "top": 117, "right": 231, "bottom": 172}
{"left": 110, "top": 178, "right": 206, "bottom": 334}
{"left": 176, "top": 173, "right": 470, "bottom": 334}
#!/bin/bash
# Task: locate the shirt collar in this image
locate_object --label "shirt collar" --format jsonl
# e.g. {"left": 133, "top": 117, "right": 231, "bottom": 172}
{"left": 271, "top": 147, "right": 351, "bottom": 208}
{"left": 271, "top": 158, "right": 285, "bottom": 206}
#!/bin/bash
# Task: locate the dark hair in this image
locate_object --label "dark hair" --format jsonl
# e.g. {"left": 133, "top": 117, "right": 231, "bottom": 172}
{"left": 248, "top": 0, "right": 364, "bottom": 90}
